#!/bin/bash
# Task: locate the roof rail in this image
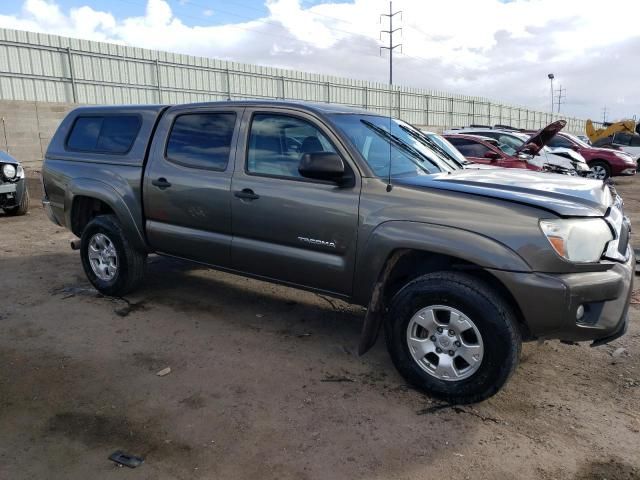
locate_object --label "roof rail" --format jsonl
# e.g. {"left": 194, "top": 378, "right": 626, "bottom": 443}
{"left": 468, "top": 124, "right": 492, "bottom": 128}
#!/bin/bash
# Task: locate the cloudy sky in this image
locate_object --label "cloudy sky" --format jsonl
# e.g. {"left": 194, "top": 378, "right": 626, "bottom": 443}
{"left": 0, "top": 0, "right": 638, "bottom": 121}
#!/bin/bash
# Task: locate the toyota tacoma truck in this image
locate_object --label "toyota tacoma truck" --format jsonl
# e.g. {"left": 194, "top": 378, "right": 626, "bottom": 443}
{"left": 41, "top": 101, "right": 634, "bottom": 404}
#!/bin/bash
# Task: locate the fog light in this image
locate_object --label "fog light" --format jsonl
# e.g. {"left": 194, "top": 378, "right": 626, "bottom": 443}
{"left": 576, "top": 305, "right": 585, "bottom": 320}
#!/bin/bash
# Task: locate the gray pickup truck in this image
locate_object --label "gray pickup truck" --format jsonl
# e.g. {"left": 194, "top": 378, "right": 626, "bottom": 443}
{"left": 42, "top": 101, "right": 633, "bottom": 403}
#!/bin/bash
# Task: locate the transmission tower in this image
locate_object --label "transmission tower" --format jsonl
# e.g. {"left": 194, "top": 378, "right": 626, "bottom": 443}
{"left": 379, "top": 1, "right": 402, "bottom": 85}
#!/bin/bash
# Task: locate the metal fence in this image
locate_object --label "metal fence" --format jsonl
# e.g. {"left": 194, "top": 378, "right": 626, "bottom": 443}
{"left": 0, "top": 27, "right": 591, "bottom": 133}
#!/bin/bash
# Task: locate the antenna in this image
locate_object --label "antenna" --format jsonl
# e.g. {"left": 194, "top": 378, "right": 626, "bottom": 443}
{"left": 380, "top": 1, "right": 402, "bottom": 192}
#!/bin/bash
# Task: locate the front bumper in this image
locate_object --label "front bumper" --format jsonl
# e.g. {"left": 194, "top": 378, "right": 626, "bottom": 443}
{"left": 490, "top": 248, "right": 634, "bottom": 344}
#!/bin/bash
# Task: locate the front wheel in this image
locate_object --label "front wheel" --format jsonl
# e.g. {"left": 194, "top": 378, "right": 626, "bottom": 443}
{"left": 589, "top": 161, "right": 611, "bottom": 180}
{"left": 385, "top": 272, "right": 521, "bottom": 404}
{"left": 80, "top": 214, "right": 146, "bottom": 296}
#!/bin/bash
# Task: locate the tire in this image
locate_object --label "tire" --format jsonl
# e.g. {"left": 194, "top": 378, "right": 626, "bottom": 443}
{"left": 385, "top": 271, "right": 521, "bottom": 404}
{"left": 3, "top": 187, "right": 29, "bottom": 216}
{"left": 80, "top": 214, "right": 146, "bottom": 296}
{"left": 589, "top": 160, "right": 611, "bottom": 180}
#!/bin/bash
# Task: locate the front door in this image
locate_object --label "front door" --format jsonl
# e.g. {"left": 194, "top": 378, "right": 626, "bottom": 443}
{"left": 143, "top": 105, "right": 243, "bottom": 267}
{"left": 230, "top": 109, "right": 361, "bottom": 296}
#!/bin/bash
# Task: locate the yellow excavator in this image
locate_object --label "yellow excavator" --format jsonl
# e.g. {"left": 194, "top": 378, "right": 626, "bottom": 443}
{"left": 585, "top": 119, "right": 640, "bottom": 144}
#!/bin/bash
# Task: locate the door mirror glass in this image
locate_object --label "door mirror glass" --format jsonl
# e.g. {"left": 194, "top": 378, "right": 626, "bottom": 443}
{"left": 299, "top": 152, "right": 345, "bottom": 181}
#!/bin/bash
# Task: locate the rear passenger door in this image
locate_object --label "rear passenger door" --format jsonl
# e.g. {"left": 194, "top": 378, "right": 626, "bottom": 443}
{"left": 143, "top": 105, "right": 243, "bottom": 268}
{"left": 229, "top": 109, "right": 361, "bottom": 296}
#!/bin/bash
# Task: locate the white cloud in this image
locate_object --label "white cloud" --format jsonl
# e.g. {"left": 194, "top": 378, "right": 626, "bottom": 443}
{"left": 0, "top": 0, "right": 638, "bottom": 120}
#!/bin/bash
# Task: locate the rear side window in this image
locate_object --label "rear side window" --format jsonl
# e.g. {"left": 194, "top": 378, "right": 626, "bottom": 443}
{"left": 67, "top": 115, "right": 141, "bottom": 154}
{"left": 166, "top": 113, "right": 237, "bottom": 170}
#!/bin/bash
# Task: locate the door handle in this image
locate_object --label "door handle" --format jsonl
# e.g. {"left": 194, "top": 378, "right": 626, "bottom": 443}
{"left": 234, "top": 189, "right": 260, "bottom": 201}
{"left": 152, "top": 177, "right": 172, "bottom": 189}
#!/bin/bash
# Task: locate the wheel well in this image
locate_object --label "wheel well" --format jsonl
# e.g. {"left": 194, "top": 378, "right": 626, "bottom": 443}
{"left": 379, "top": 249, "right": 532, "bottom": 340}
{"left": 70, "top": 196, "right": 114, "bottom": 237}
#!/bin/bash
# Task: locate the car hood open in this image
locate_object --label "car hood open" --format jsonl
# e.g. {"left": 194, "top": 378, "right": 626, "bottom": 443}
{"left": 396, "top": 168, "right": 613, "bottom": 217}
{"left": 516, "top": 120, "right": 567, "bottom": 155}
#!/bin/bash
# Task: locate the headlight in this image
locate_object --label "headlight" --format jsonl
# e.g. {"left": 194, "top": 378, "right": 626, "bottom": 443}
{"left": 2, "top": 163, "right": 16, "bottom": 180}
{"left": 540, "top": 218, "right": 613, "bottom": 263}
{"left": 614, "top": 151, "right": 633, "bottom": 162}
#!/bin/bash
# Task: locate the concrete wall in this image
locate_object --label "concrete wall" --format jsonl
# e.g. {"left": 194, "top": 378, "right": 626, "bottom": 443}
{"left": 0, "top": 99, "right": 75, "bottom": 170}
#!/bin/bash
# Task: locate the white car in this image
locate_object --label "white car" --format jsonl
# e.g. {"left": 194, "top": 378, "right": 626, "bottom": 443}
{"left": 609, "top": 133, "right": 640, "bottom": 161}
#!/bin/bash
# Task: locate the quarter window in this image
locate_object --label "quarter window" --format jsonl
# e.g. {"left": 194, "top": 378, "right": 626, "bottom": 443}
{"left": 67, "top": 115, "right": 141, "bottom": 154}
{"left": 166, "top": 113, "right": 237, "bottom": 170}
{"left": 247, "top": 114, "right": 336, "bottom": 179}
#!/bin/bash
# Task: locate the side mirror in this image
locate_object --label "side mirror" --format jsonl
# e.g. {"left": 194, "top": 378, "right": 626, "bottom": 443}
{"left": 571, "top": 145, "right": 580, "bottom": 152}
{"left": 299, "top": 152, "right": 345, "bottom": 182}
{"left": 484, "top": 151, "right": 501, "bottom": 161}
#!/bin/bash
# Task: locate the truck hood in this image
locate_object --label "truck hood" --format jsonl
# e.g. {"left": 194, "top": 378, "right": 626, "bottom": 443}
{"left": 396, "top": 169, "right": 612, "bottom": 217}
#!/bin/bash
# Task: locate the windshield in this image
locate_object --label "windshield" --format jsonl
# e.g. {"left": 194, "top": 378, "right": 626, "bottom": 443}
{"left": 564, "top": 133, "right": 591, "bottom": 149}
{"left": 330, "top": 114, "right": 459, "bottom": 177}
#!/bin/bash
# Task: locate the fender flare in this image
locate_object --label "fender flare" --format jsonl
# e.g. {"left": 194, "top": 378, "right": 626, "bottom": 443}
{"left": 355, "top": 221, "right": 531, "bottom": 355}
{"left": 65, "top": 177, "right": 148, "bottom": 251}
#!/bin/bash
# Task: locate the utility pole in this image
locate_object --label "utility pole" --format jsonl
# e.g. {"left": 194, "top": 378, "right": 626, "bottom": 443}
{"left": 556, "top": 85, "right": 566, "bottom": 113}
{"left": 547, "top": 73, "right": 554, "bottom": 113}
{"left": 380, "top": 1, "right": 402, "bottom": 85}
{"left": 602, "top": 106, "right": 608, "bottom": 124}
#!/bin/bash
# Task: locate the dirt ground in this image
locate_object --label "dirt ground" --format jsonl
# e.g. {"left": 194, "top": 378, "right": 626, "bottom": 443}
{"left": 1, "top": 175, "right": 639, "bottom": 480}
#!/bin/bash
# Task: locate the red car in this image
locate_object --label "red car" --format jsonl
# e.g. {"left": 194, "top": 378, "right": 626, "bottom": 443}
{"left": 540, "top": 132, "right": 636, "bottom": 180}
{"left": 444, "top": 134, "right": 542, "bottom": 171}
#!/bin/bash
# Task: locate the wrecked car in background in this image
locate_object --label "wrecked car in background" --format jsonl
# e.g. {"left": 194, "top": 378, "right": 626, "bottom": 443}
{"left": 445, "top": 121, "right": 591, "bottom": 176}
{"left": 42, "top": 101, "right": 633, "bottom": 404}
{"left": 0, "top": 150, "right": 29, "bottom": 216}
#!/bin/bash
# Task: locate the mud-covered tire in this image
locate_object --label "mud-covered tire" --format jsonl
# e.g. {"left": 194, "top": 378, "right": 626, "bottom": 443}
{"left": 80, "top": 214, "right": 146, "bottom": 296}
{"left": 3, "top": 187, "right": 29, "bottom": 216}
{"left": 385, "top": 271, "right": 521, "bottom": 404}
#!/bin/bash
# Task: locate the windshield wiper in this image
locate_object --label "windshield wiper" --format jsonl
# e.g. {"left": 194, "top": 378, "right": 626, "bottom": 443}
{"left": 398, "top": 125, "right": 466, "bottom": 168}
{"left": 360, "top": 120, "right": 440, "bottom": 172}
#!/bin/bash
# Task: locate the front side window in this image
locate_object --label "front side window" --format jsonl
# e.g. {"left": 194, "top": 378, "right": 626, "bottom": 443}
{"left": 67, "top": 115, "right": 140, "bottom": 154}
{"left": 629, "top": 136, "right": 640, "bottom": 147}
{"left": 450, "top": 139, "right": 492, "bottom": 158}
{"left": 166, "top": 113, "right": 236, "bottom": 170}
{"left": 247, "top": 114, "right": 336, "bottom": 179}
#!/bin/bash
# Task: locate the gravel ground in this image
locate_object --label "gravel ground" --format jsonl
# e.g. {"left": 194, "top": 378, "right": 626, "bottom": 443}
{"left": 0, "top": 175, "right": 639, "bottom": 480}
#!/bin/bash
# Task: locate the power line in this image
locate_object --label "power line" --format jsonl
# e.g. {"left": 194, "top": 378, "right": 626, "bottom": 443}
{"left": 379, "top": 1, "right": 402, "bottom": 85}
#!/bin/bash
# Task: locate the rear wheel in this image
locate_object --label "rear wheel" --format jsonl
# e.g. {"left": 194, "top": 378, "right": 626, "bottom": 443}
{"left": 80, "top": 214, "right": 146, "bottom": 296}
{"left": 589, "top": 160, "right": 610, "bottom": 180}
{"left": 385, "top": 272, "right": 521, "bottom": 404}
